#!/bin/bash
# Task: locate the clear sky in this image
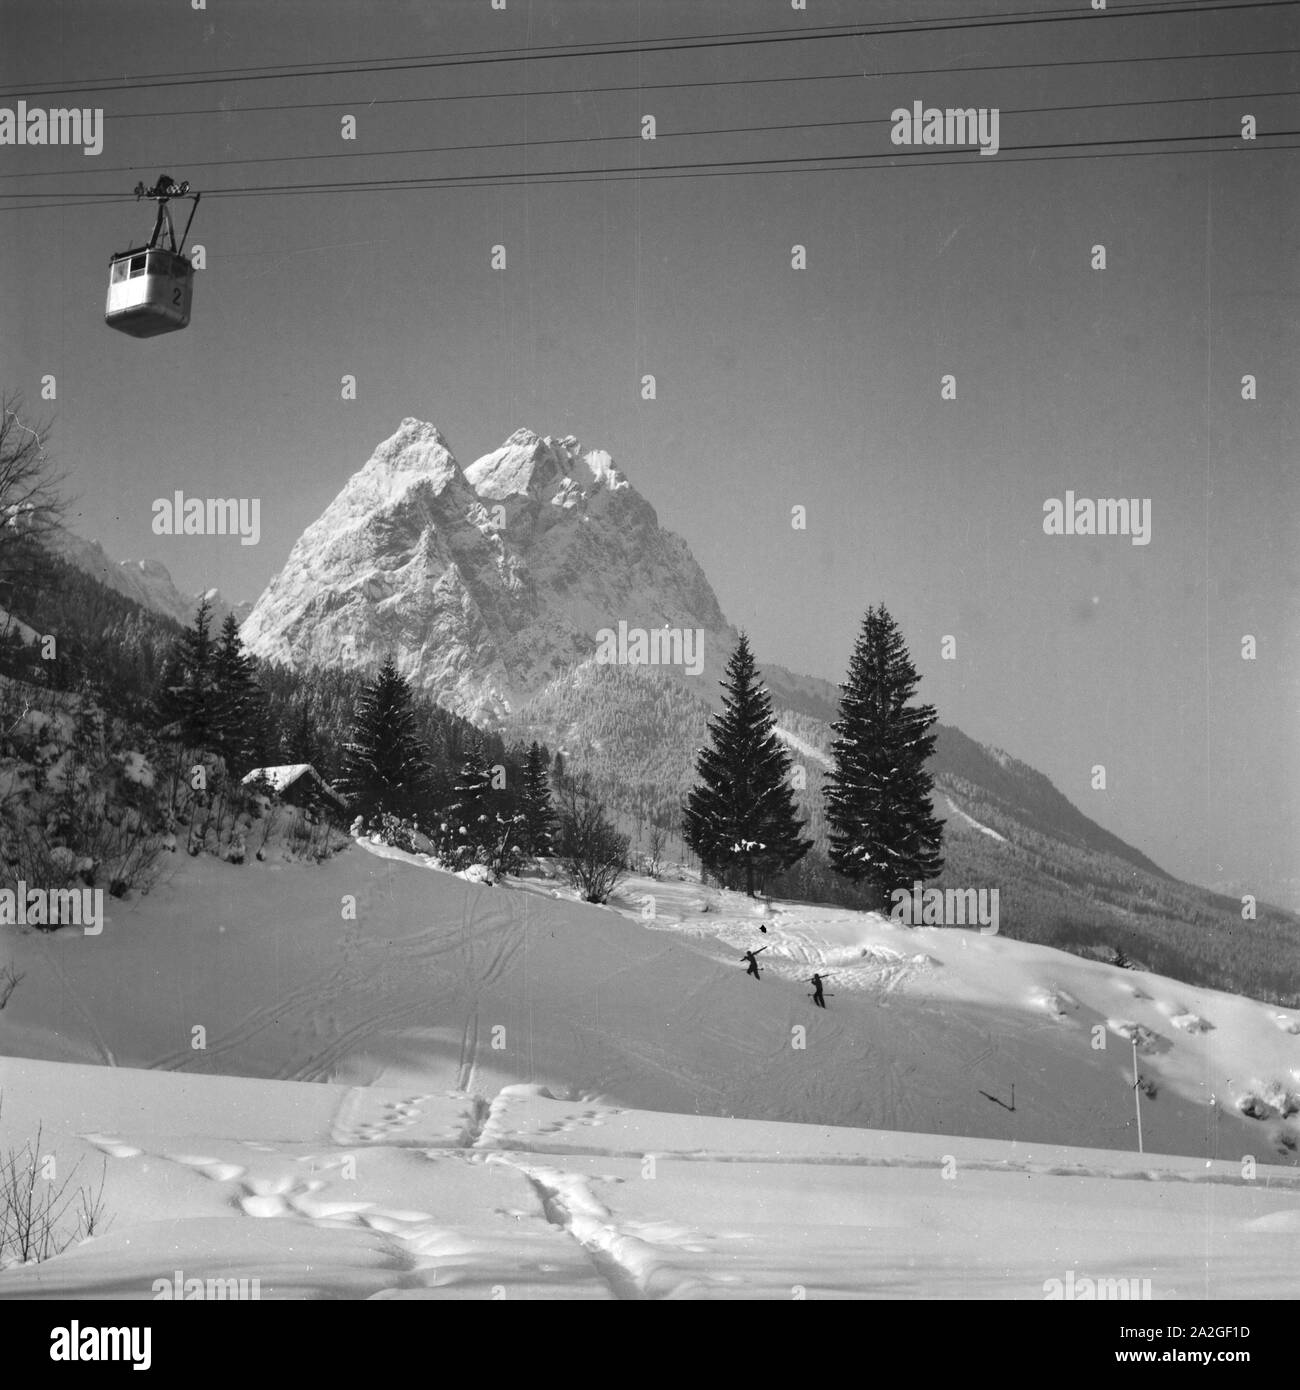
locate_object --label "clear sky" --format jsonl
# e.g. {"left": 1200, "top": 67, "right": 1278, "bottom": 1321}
{"left": 1, "top": 0, "right": 1297, "bottom": 905}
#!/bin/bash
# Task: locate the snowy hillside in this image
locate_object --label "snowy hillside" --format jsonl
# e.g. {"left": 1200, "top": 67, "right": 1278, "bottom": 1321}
{"left": 45, "top": 526, "right": 244, "bottom": 629}
{"left": 1, "top": 842, "right": 1297, "bottom": 1298}
{"left": 2, "top": 840, "right": 1296, "bottom": 1161}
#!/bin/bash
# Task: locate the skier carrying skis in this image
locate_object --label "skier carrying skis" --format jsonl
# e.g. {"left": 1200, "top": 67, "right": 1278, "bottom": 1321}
{"left": 741, "top": 947, "right": 767, "bottom": 979}
{"left": 809, "top": 973, "right": 826, "bottom": 1008}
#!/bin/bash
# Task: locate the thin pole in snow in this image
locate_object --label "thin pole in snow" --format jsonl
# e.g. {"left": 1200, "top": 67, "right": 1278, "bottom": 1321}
{"left": 1132, "top": 1036, "right": 1144, "bottom": 1154}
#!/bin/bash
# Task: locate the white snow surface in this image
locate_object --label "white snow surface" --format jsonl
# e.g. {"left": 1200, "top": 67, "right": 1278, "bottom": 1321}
{"left": 241, "top": 764, "right": 322, "bottom": 795}
{"left": 774, "top": 725, "right": 833, "bottom": 769}
{"left": 944, "top": 795, "right": 1008, "bottom": 842}
{"left": 1, "top": 843, "right": 1297, "bottom": 1299}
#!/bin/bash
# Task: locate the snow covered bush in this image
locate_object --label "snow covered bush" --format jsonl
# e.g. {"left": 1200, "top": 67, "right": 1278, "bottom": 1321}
{"left": 375, "top": 812, "right": 423, "bottom": 855}
{"left": 0, "top": 1100, "right": 109, "bottom": 1268}
{"left": 116, "top": 750, "right": 155, "bottom": 789}
{"left": 0, "top": 685, "right": 171, "bottom": 904}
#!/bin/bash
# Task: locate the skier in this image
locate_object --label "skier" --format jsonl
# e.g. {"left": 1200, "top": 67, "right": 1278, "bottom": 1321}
{"left": 809, "top": 973, "right": 826, "bottom": 1008}
{"left": 741, "top": 947, "right": 767, "bottom": 979}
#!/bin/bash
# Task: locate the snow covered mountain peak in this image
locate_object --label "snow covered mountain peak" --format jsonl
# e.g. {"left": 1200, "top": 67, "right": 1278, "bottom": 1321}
{"left": 240, "top": 417, "right": 728, "bottom": 719}
{"left": 582, "top": 447, "right": 627, "bottom": 493}
{"left": 464, "top": 429, "right": 629, "bottom": 504}
{"left": 347, "top": 417, "right": 463, "bottom": 506}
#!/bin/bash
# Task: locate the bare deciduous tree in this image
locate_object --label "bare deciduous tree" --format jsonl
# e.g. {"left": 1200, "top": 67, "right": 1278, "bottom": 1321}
{"left": 0, "top": 395, "right": 67, "bottom": 615}
{"left": 557, "top": 772, "right": 630, "bottom": 904}
{"left": 0, "top": 962, "right": 22, "bottom": 1010}
{"left": 645, "top": 820, "right": 667, "bottom": 879}
{"left": 0, "top": 1101, "right": 110, "bottom": 1264}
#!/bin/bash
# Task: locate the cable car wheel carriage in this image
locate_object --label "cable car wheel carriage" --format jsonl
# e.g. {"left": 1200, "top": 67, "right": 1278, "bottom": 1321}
{"left": 105, "top": 175, "right": 201, "bottom": 338}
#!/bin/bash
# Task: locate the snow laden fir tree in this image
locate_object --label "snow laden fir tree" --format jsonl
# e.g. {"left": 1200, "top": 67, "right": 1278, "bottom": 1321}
{"left": 683, "top": 634, "right": 812, "bottom": 897}
{"left": 338, "top": 656, "right": 434, "bottom": 825}
{"left": 520, "top": 741, "right": 558, "bottom": 857}
{"left": 823, "top": 604, "right": 945, "bottom": 912}
{"left": 436, "top": 736, "right": 525, "bottom": 875}
{"left": 155, "top": 596, "right": 271, "bottom": 778}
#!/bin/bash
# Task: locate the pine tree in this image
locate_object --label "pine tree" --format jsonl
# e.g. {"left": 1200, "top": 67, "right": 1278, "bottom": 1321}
{"left": 438, "top": 736, "right": 523, "bottom": 873}
{"left": 212, "top": 612, "right": 267, "bottom": 776}
{"left": 285, "top": 697, "right": 321, "bottom": 768}
{"left": 683, "top": 633, "right": 812, "bottom": 897}
{"left": 339, "top": 656, "right": 434, "bottom": 822}
{"left": 449, "top": 738, "right": 493, "bottom": 823}
{"left": 520, "top": 740, "right": 558, "bottom": 856}
{"left": 823, "top": 604, "right": 945, "bottom": 911}
{"left": 155, "top": 597, "right": 220, "bottom": 750}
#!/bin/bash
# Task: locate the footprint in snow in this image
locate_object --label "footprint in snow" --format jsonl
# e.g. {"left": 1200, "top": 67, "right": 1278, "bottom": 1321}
{"left": 359, "top": 1209, "right": 436, "bottom": 1232}
{"left": 197, "top": 1162, "right": 245, "bottom": 1182}
{"left": 81, "top": 1134, "right": 143, "bottom": 1160}
{"left": 239, "top": 1194, "right": 290, "bottom": 1219}
{"left": 242, "top": 1173, "right": 298, "bottom": 1197}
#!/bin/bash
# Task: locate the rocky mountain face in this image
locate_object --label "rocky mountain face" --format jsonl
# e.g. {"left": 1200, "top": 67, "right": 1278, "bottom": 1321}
{"left": 240, "top": 420, "right": 767, "bottom": 721}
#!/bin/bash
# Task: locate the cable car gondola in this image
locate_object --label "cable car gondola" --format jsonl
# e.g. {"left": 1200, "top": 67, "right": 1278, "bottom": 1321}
{"left": 105, "top": 175, "right": 201, "bottom": 338}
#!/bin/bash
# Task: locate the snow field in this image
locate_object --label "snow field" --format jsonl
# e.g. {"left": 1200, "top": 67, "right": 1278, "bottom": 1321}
{"left": 1, "top": 842, "right": 1299, "bottom": 1297}
{"left": 2, "top": 1057, "right": 1298, "bottom": 1299}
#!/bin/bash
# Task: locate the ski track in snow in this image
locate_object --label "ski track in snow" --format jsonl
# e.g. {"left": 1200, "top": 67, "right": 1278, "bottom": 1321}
{"left": 141, "top": 862, "right": 527, "bottom": 1092}
{"left": 490, "top": 1156, "right": 713, "bottom": 1300}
